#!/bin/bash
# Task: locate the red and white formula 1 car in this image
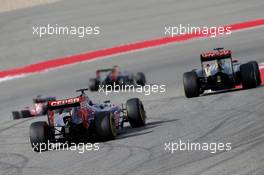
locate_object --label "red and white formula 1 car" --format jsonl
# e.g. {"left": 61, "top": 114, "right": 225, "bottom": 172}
{"left": 12, "top": 95, "right": 56, "bottom": 120}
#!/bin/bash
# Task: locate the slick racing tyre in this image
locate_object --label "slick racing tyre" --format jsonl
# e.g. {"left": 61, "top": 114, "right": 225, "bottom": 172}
{"left": 248, "top": 61, "right": 261, "bottom": 85}
{"left": 12, "top": 111, "right": 21, "bottom": 120}
{"left": 183, "top": 71, "right": 200, "bottom": 98}
{"left": 95, "top": 112, "right": 117, "bottom": 141}
{"left": 21, "top": 110, "right": 32, "bottom": 118}
{"left": 29, "top": 121, "right": 50, "bottom": 152}
{"left": 89, "top": 78, "right": 100, "bottom": 91}
{"left": 135, "top": 72, "right": 146, "bottom": 86}
{"left": 241, "top": 63, "right": 258, "bottom": 89}
{"left": 126, "top": 98, "right": 146, "bottom": 128}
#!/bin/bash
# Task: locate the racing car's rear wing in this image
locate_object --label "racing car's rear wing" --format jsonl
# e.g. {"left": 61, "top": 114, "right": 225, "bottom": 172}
{"left": 96, "top": 68, "right": 116, "bottom": 77}
{"left": 96, "top": 68, "right": 114, "bottom": 73}
{"left": 47, "top": 97, "right": 80, "bottom": 110}
{"left": 200, "top": 50, "right": 232, "bottom": 62}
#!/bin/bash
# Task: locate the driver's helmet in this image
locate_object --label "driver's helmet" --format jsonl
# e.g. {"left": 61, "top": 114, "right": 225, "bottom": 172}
{"left": 113, "top": 65, "right": 120, "bottom": 74}
{"left": 113, "top": 65, "right": 119, "bottom": 70}
{"left": 36, "top": 95, "right": 42, "bottom": 99}
{"left": 33, "top": 95, "right": 42, "bottom": 103}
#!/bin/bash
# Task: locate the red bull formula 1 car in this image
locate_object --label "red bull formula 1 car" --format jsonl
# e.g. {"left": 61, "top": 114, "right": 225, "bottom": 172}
{"left": 29, "top": 88, "right": 146, "bottom": 152}
{"left": 183, "top": 48, "right": 261, "bottom": 98}
{"left": 12, "top": 95, "right": 56, "bottom": 120}
{"left": 89, "top": 65, "right": 146, "bottom": 91}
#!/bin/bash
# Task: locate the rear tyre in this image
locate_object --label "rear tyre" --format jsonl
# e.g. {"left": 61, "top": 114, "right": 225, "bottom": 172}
{"left": 95, "top": 112, "right": 116, "bottom": 141}
{"left": 183, "top": 71, "right": 200, "bottom": 98}
{"left": 29, "top": 121, "right": 50, "bottom": 152}
{"left": 248, "top": 61, "right": 261, "bottom": 85}
{"left": 89, "top": 78, "right": 100, "bottom": 91}
{"left": 12, "top": 111, "right": 21, "bottom": 120}
{"left": 135, "top": 72, "right": 146, "bottom": 86}
{"left": 240, "top": 63, "right": 258, "bottom": 89}
{"left": 126, "top": 98, "right": 146, "bottom": 128}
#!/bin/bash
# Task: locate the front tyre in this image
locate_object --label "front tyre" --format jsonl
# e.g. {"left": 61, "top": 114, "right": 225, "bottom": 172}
{"left": 126, "top": 98, "right": 146, "bottom": 128}
{"left": 21, "top": 110, "right": 32, "bottom": 118}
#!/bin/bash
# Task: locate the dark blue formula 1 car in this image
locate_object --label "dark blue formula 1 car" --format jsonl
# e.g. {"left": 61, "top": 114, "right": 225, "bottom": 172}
{"left": 89, "top": 65, "right": 146, "bottom": 91}
{"left": 29, "top": 88, "right": 146, "bottom": 152}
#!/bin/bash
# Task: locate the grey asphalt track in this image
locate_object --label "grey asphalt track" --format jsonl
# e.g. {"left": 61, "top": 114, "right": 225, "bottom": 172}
{"left": 0, "top": 0, "right": 264, "bottom": 175}
{"left": 0, "top": 0, "right": 264, "bottom": 69}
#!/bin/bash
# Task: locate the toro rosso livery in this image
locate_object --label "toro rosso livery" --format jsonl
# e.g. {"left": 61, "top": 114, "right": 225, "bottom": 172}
{"left": 89, "top": 65, "right": 146, "bottom": 91}
{"left": 183, "top": 48, "right": 261, "bottom": 98}
{"left": 29, "top": 89, "right": 146, "bottom": 152}
{"left": 12, "top": 96, "right": 56, "bottom": 120}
